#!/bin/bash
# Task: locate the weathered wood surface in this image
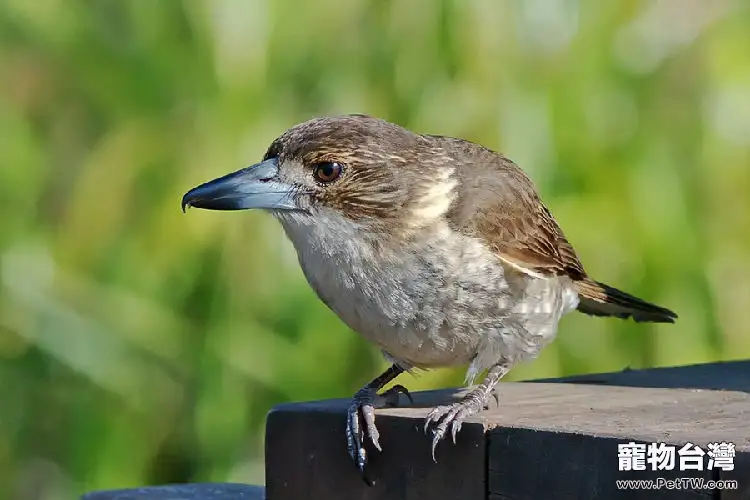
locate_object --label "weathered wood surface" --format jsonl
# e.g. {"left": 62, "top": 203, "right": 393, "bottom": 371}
{"left": 266, "top": 361, "right": 750, "bottom": 500}
{"left": 81, "top": 483, "right": 265, "bottom": 500}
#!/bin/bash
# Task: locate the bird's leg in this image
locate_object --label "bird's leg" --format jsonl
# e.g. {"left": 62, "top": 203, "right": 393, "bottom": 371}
{"left": 347, "top": 364, "right": 412, "bottom": 472}
{"left": 424, "top": 361, "right": 510, "bottom": 460}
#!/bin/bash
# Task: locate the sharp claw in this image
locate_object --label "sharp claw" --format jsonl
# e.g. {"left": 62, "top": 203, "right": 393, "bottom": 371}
{"left": 428, "top": 409, "right": 452, "bottom": 462}
{"left": 431, "top": 432, "right": 440, "bottom": 462}
{"left": 370, "top": 436, "right": 381, "bottom": 452}
{"left": 379, "top": 384, "right": 413, "bottom": 407}
{"left": 388, "top": 384, "right": 414, "bottom": 405}
{"left": 451, "top": 419, "right": 462, "bottom": 444}
{"left": 361, "top": 473, "right": 374, "bottom": 487}
{"left": 423, "top": 407, "right": 442, "bottom": 434}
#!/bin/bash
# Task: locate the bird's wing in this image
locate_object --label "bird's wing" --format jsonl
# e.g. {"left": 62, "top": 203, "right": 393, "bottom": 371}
{"left": 441, "top": 139, "right": 586, "bottom": 280}
{"left": 437, "top": 136, "right": 676, "bottom": 323}
{"left": 471, "top": 196, "right": 585, "bottom": 279}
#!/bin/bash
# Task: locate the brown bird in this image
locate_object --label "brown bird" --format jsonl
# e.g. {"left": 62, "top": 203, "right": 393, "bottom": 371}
{"left": 182, "top": 114, "right": 677, "bottom": 472}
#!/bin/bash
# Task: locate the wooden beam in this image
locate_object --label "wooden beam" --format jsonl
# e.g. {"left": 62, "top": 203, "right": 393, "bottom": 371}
{"left": 265, "top": 361, "right": 750, "bottom": 500}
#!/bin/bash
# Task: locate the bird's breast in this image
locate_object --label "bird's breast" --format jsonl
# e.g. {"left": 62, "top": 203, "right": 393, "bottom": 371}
{"left": 278, "top": 212, "right": 572, "bottom": 369}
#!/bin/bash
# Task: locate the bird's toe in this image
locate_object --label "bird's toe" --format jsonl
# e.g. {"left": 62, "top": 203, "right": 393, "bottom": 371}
{"left": 381, "top": 384, "right": 413, "bottom": 407}
{"left": 346, "top": 383, "right": 410, "bottom": 473}
{"left": 424, "top": 389, "right": 493, "bottom": 460}
{"left": 423, "top": 404, "right": 450, "bottom": 433}
{"left": 345, "top": 400, "right": 367, "bottom": 471}
{"left": 450, "top": 418, "right": 463, "bottom": 444}
{"left": 360, "top": 403, "right": 381, "bottom": 452}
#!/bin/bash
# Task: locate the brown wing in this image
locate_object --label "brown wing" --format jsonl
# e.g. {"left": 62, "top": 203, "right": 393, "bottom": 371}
{"left": 441, "top": 139, "right": 585, "bottom": 280}
{"left": 439, "top": 137, "right": 677, "bottom": 323}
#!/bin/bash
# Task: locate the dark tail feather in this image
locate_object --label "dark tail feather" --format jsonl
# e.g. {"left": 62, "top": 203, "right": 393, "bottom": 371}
{"left": 574, "top": 279, "right": 677, "bottom": 323}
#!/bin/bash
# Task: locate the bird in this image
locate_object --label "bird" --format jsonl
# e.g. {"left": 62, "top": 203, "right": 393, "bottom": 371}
{"left": 181, "top": 114, "right": 677, "bottom": 474}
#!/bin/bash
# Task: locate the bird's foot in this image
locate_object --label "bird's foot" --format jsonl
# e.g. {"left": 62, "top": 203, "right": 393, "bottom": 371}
{"left": 423, "top": 387, "right": 494, "bottom": 461}
{"left": 346, "top": 383, "right": 412, "bottom": 473}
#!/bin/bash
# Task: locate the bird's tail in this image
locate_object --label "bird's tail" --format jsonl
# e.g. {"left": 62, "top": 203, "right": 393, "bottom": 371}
{"left": 574, "top": 278, "right": 677, "bottom": 323}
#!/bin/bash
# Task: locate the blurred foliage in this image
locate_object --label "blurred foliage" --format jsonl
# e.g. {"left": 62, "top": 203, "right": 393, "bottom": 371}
{"left": 1, "top": 0, "right": 749, "bottom": 498}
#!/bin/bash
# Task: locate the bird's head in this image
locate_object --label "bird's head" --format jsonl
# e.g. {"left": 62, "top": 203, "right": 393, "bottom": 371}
{"left": 181, "top": 114, "right": 458, "bottom": 234}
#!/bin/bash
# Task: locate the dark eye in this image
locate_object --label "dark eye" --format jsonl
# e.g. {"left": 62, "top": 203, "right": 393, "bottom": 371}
{"left": 312, "top": 161, "right": 343, "bottom": 184}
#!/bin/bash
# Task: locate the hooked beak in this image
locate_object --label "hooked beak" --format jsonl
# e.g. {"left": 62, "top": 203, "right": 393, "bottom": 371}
{"left": 181, "top": 158, "right": 298, "bottom": 212}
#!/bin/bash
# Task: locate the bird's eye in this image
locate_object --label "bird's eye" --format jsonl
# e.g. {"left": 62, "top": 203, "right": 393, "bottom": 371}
{"left": 312, "top": 161, "right": 344, "bottom": 184}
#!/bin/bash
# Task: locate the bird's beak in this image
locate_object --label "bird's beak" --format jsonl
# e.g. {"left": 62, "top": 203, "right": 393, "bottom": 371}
{"left": 181, "top": 158, "right": 298, "bottom": 212}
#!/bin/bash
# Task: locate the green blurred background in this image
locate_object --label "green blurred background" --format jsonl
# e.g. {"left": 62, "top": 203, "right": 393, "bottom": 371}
{"left": 1, "top": 0, "right": 749, "bottom": 498}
